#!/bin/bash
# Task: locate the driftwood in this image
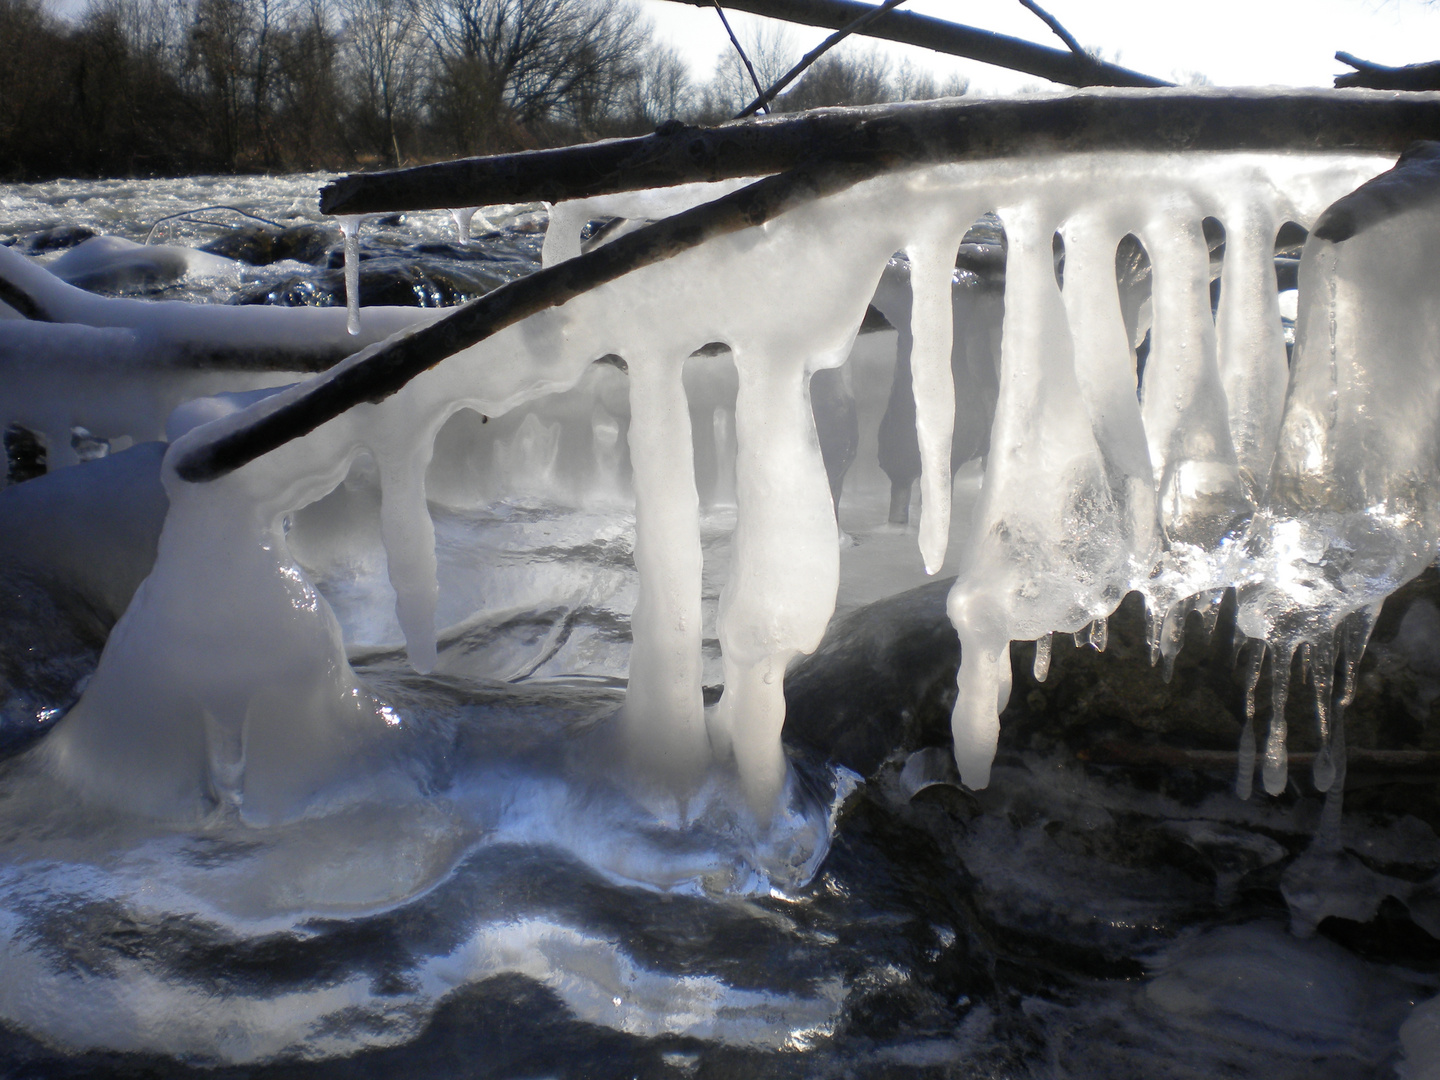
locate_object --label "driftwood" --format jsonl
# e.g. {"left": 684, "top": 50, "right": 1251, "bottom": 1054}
{"left": 1336, "top": 52, "right": 1440, "bottom": 92}
{"left": 179, "top": 156, "right": 887, "bottom": 482}
{"left": 320, "top": 89, "right": 1440, "bottom": 216}
{"left": 662, "top": 0, "right": 1168, "bottom": 89}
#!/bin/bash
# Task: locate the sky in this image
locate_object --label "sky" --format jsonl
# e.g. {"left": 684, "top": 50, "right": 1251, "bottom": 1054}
{"left": 635, "top": 0, "right": 1440, "bottom": 95}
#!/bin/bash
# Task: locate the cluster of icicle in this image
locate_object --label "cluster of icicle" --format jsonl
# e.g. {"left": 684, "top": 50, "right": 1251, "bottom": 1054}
{"left": 41, "top": 148, "right": 1440, "bottom": 824}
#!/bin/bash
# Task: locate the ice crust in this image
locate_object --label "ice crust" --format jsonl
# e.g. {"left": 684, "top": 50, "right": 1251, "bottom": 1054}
{"left": 19, "top": 147, "right": 1440, "bottom": 825}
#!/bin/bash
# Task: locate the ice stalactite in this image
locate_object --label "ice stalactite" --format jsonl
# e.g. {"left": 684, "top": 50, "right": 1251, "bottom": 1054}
{"left": 36, "top": 148, "right": 1434, "bottom": 825}
{"left": 620, "top": 350, "right": 709, "bottom": 795}
{"left": 450, "top": 207, "right": 477, "bottom": 244}
{"left": 342, "top": 216, "right": 362, "bottom": 336}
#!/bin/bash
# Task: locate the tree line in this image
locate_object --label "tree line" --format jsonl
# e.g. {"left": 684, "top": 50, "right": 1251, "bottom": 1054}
{"left": 0, "top": 0, "right": 968, "bottom": 181}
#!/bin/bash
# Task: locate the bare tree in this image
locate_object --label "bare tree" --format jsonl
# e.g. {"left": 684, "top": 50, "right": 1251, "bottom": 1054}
{"left": 340, "top": 0, "right": 424, "bottom": 165}
{"left": 699, "top": 18, "right": 796, "bottom": 119}
{"left": 777, "top": 43, "right": 891, "bottom": 111}
{"left": 414, "top": 0, "right": 648, "bottom": 154}
{"left": 272, "top": 0, "right": 347, "bottom": 167}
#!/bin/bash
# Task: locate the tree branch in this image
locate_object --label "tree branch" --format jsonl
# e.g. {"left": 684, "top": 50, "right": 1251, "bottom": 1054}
{"left": 179, "top": 155, "right": 890, "bottom": 483}
{"left": 657, "top": 0, "right": 1169, "bottom": 88}
{"left": 320, "top": 89, "right": 1440, "bottom": 216}
{"left": 1015, "top": 0, "right": 1086, "bottom": 59}
{"left": 1335, "top": 51, "right": 1440, "bottom": 91}
{"left": 712, "top": 0, "right": 769, "bottom": 110}
{"left": 735, "top": 0, "right": 909, "bottom": 120}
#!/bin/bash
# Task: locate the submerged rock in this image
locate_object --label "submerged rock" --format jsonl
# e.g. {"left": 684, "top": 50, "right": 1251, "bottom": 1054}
{"left": 200, "top": 223, "right": 337, "bottom": 266}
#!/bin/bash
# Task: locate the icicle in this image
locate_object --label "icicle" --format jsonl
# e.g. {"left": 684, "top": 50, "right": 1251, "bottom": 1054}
{"left": 1338, "top": 604, "right": 1380, "bottom": 707}
{"left": 377, "top": 446, "right": 439, "bottom": 673}
{"left": 450, "top": 207, "right": 478, "bottom": 244}
{"left": 1138, "top": 200, "right": 1249, "bottom": 548}
{"left": 1088, "top": 616, "right": 1108, "bottom": 652}
{"left": 341, "top": 216, "right": 361, "bottom": 337}
{"left": 1197, "top": 588, "right": 1225, "bottom": 640}
{"left": 1033, "top": 633, "right": 1052, "bottom": 682}
{"left": 947, "top": 199, "right": 1098, "bottom": 789}
{"left": 1215, "top": 196, "right": 1288, "bottom": 505}
{"left": 1158, "top": 596, "right": 1194, "bottom": 683}
{"left": 713, "top": 341, "right": 841, "bottom": 816}
{"left": 906, "top": 240, "right": 957, "bottom": 575}
{"left": 1264, "top": 643, "right": 1294, "bottom": 796}
{"left": 1144, "top": 598, "right": 1163, "bottom": 667}
{"left": 1309, "top": 634, "right": 1338, "bottom": 791}
{"left": 620, "top": 352, "right": 709, "bottom": 791}
{"left": 1235, "top": 640, "right": 1265, "bottom": 800}
{"left": 1316, "top": 712, "right": 1347, "bottom": 851}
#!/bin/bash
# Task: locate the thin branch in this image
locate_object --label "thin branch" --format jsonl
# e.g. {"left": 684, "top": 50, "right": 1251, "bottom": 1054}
{"left": 712, "top": 0, "right": 769, "bottom": 112}
{"left": 735, "top": 0, "right": 909, "bottom": 120}
{"left": 178, "top": 154, "right": 890, "bottom": 484}
{"left": 1335, "top": 51, "right": 1440, "bottom": 91}
{"left": 320, "top": 89, "right": 1440, "bottom": 216}
{"left": 1016, "top": 0, "right": 1085, "bottom": 59}
{"left": 656, "top": 0, "right": 1169, "bottom": 88}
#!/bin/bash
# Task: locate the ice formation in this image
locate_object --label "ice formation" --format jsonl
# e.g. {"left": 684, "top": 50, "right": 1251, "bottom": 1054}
{"left": 9, "top": 143, "right": 1439, "bottom": 832}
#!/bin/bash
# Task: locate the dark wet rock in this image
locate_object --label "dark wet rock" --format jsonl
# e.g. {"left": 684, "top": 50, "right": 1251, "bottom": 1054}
{"left": 8, "top": 225, "right": 99, "bottom": 254}
{"left": 0, "top": 567, "right": 108, "bottom": 756}
{"left": 3, "top": 424, "right": 46, "bottom": 484}
{"left": 201, "top": 223, "right": 338, "bottom": 266}
{"left": 233, "top": 259, "right": 521, "bottom": 308}
{"left": 782, "top": 564, "right": 1440, "bottom": 1009}
{"left": 786, "top": 576, "right": 961, "bottom": 777}
{"left": 232, "top": 229, "right": 544, "bottom": 309}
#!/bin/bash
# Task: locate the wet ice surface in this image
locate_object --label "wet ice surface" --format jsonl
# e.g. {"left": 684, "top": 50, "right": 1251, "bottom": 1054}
{"left": 3, "top": 166, "right": 1440, "bottom": 1075}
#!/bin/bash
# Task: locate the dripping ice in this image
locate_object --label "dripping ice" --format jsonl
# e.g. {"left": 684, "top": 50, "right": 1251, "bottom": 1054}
{"left": 18, "top": 145, "right": 1440, "bottom": 841}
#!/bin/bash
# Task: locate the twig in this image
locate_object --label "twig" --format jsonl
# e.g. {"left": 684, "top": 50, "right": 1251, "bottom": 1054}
{"left": 1016, "top": 0, "right": 1086, "bottom": 59}
{"left": 735, "top": 0, "right": 909, "bottom": 119}
{"left": 658, "top": 0, "right": 1169, "bottom": 88}
{"left": 320, "top": 90, "right": 1440, "bottom": 216}
{"left": 178, "top": 155, "right": 890, "bottom": 483}
{"left": 712, "top": 0, "right": 769, "bottom": 112}
{"left": 144, "top": 205, "right": 286, "bottom": 245}
{"left": 1335, "top": 51, "right": 1440, "bottom": 91}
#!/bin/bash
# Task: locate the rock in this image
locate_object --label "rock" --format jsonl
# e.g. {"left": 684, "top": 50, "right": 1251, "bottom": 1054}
{"left": 201, "top": 223, "right": 338, "bottom": 266}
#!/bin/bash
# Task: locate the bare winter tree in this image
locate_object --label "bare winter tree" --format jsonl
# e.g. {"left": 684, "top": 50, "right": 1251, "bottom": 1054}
{"left": 613, "top": 40, "right": 695, "bottom": 130}
{"left": 340, "top": 0, "right": 425, "bottom": 165}
{"left": 699, "top": 18, "right": 797, "bottom": 119}
{"left": 777, "top": 44, "right": 892, "bottom": 111}
{"left": 414, "top": 0, "right": 649, "bottom": 154}
{"left": 272, "top": 0, "right": 347, "bottom": 167}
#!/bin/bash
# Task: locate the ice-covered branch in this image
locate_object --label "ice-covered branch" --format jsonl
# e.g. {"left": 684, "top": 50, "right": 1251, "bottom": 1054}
{"left": 319, "top": 89, "right": 1440, "bottom": 216}
{"left": 180, "top": 155, "right": 887, "bottom": 483}
{"left": 662, "top": 0, "right": 1167, "bottom": 87}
